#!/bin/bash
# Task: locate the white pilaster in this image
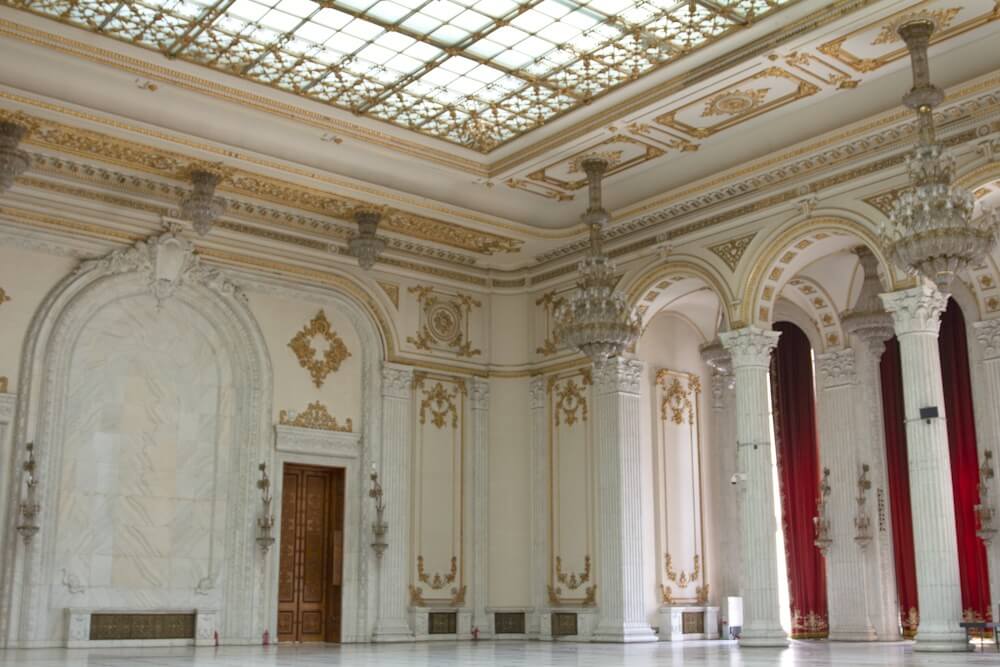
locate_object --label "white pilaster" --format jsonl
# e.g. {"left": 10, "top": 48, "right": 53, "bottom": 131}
{"left": 814, "top": 349, "right": 877, "bottom": 640}
{"left": 373, "top": 363, "right": 415, "bottom": 642}
{"left": 851, "top": 335, "right": 902, "bottom": 642}
{"left": 880, "top": 285, "right": 966, "bottom": 652}
{"left": 719, "top": 327, "right": 788, "bottom": 648}
{"left": 973, "top": 319, "right": 1000, "bottom": 614}
{"left": 591, "top": 359, "right": 657, "bottom": 643}
{"left": 468, "top": 377, "right": 491, "bottom": 638}
{"left": 529, "top": 376, "right": 548, "bottom": 638}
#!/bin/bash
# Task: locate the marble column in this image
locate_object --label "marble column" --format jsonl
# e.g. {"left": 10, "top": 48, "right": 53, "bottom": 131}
{"left": 814, "top": 349, "right": 877, "bottom": 640}
{"left": 373, "top": 363, "right": 415, "bottom": 642}
{"left": 850, "top": 334, "right": 902, "bottom": 642}
{"left": 973, "top": 319, "right": 1000, "bottom": 612}
{"left": 880, "top": 285, "right": 966, "bottom": 652}
{"left": 720, "top": 326, "right": 788, "bottom": 648}
{"left": 469, "top": 377, "right": 491, "bottom": 637}
{"left": 591, "top": 358, "right": 657, "bottom": 643}
{"left": 529, "top": 376, "right": 548, "bottom": 638}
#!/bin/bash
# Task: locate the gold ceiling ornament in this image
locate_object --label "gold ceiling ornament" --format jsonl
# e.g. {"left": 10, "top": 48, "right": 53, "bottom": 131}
{"left": 701, "top": 88, "right": 770, "bottom": 118}
{"left": 407, "top": 286, "right": 482, "bottom": 358}
{"left": 871, "top": 8, "right": 962, "bottom": 46}
{"left": 553, "top": 378, "right": 588, "bottom": 427}
{"left": 882, "top": 18, "right": 1000, "bottom": 291}
{"left": 417, "top": 381, "right": 461, "bottom": 430}
{"left": 555, "top": 555, "right": 591, "bottom": 590}
{"left": 707, "top": 232, "right": 757, "bottom": 271}
{"left": 568, "top": 151, "right": 624, "bottom": 174}
{"left": 278, "top": 401, "right": 353, "bottom": 433}
{"left": 288, "top": 310, "right": 352, "bottom": 389}
{"left": 664, "top": 553, "right": 700, "bottom": 589}
{"left": 417, "top": 555, "right": 458, "bottom": 590}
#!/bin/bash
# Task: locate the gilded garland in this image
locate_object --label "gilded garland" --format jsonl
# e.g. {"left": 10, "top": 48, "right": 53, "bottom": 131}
{"left": 288, "top": 310, "right": 351, "bottom": 388}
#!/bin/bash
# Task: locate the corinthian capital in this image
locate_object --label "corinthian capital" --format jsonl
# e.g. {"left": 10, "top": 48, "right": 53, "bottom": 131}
{"left": 974, "top": 318, "right": 1000, "bottom": 360}
{"left": 381, "top": 363, "right": 413, "bottom": 399}
{"left": 814, "top": 348, "right": 857, "bottom": 389}
{"left": 469, "top": 377, "right": 490, "bottom": 410}
{"left": 719, "top": 327, "right": 780, "bottom": 369}
{"left": 880, "top": 284, "right": 947, "bottom": 336}
{"left": 594, "top": 358, "right": 643, "bottom": 395}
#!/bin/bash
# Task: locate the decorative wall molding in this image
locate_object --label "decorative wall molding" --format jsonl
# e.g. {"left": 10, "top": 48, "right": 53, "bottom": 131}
{"left": 407, "top": 286, "right": 482, "bottom": 358}
{"left": 708, "top": 233, "right": 757, "bottom": 272}
{"left": 288, "top": 310, "right": 352, "bottom": 388}
{"left": 278, "top": 401, "right": 352, "bottom": 432}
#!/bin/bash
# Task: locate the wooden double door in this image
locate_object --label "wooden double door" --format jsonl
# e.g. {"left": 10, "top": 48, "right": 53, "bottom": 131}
{"left": 277, "top": 464, "right": 345, "bottom": 643}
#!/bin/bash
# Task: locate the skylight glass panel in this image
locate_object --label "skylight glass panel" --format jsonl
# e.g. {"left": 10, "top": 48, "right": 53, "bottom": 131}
{"left": 9, "top": 0, "right": 797, "bottom": 150}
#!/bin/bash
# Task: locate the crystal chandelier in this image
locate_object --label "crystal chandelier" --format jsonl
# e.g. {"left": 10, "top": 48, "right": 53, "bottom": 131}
{"left": 180, "top": 169, "right": 225, "bottom": 236}
{"left": 553, "top": 157, "right": 640, "bottom": 365}
{"left": 348, "top": 208, "right": 386, "bottom": 270}
{"left": 882, "top": 19, "right": 999, "bottom": 291}
{"left": 0, "top": 120, "right": 30, "bottom": 194}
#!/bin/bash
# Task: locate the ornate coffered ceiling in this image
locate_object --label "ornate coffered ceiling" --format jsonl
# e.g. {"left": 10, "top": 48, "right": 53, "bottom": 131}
{"left": 3, "top": 0, "right": 799, "bottom": 152}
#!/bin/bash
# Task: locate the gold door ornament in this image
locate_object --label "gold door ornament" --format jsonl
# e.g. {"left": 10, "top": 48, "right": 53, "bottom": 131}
{"left": 288, "top": 310, "right": 351, "bottom": 388}
{"left": 278, "top": 401, "right": 352, "bottom": 432}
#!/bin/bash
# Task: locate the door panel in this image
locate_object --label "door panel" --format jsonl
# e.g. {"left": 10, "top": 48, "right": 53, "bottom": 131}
{"left": 277, "top": 464, "right": 344, "bottom": 643}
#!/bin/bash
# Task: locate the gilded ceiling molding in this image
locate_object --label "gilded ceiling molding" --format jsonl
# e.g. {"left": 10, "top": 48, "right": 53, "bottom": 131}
{"left": 861, "top": 188, "right": 906, "bottom": 216}
{"left": 288, "top": 310, "right": 351, "bottom": 389}
{"left": 707, "top": 232, "right": 757, "bottom": 272}
{"left": 0, "top": 107, "right": 524, "bottom": 255}
{"left": 278, "top": 401, "right": 352, "bottom": 433}
{"left": 407, "top": 286, "right": 482, "bottom": 358}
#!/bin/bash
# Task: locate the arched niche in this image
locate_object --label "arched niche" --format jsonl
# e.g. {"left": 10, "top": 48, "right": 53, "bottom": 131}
{"left": 625, "top": 255, "right": 735, "bottom": 337}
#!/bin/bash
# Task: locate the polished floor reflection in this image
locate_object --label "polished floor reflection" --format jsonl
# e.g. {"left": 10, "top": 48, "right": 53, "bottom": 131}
{"left": 1, "top": 640, "right": 999, "bottom": 667}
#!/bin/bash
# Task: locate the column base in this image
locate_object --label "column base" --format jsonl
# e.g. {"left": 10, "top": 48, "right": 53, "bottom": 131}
{"left": 913, "top": 622, "right": 970, "bottom": 652}
{"left": 828, "top": 628, "right": 877, "bottom": 642}
{"left": 372, "top": 620, "right": 415, "bottom": 643}
{"left": 591, "top": 622, "right": 658, "bottom": 643}
{"left": 739, "top": 624, "right": 789, "bottom": 648}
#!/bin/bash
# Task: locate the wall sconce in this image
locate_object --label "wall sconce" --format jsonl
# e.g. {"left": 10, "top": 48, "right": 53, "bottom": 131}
{"left": 16, "top": 442, "right": 40, "bottom": 544}
{"left": 369, "top": 465, "right": 388, "bottom": 558}
{"left": 976, "top": 450, "right": 997, "bottom": 544}
{"left": 813, "top": 467, "right": 832, "bottom": 554}
{"left": 256, "top": 462, "right": 275, "bottom": 553}
{"left": 854, "top": 463, "right": 873, "bottom": 549}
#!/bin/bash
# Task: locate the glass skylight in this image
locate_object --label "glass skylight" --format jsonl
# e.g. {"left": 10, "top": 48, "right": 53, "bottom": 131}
{"left": 10, "top": 0, "right": 795, "bottom": 151}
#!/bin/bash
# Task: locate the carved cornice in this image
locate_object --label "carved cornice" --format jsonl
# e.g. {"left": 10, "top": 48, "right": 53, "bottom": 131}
{"left": 814, "top": 348, "right": 857, "bottom": 389}
{"left": 720, "top": 327, "right": 781, "bottom": 368}
{"left": 274, "top": 423, "right": 361, "bottom": 458}
{"left": 880, "top": 285, "right": 948, "bottom": 336}
{"left": 974, "top": 319, "right": 1000, "bottom": 360}
{"left": 594, "top": 358, "right": 643, "bottom": 396}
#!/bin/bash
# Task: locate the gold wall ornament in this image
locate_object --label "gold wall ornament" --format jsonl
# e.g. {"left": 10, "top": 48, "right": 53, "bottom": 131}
{"left": 407, "top": 286, "right": 482, "bottom": 358}
{"left": 409, "top": 585, "right": 427, "bottom": 607}
{"left": 288, "top": 310, "right": 352, "bottom": 388}
{"left": 661, "top": 585, "right": 675, "bottom": 605}
{"left": 696, "top": 584, "right": 710, "bottom": 604}
{"left": 707, "top": 233, "right": 757, "bottom": 271}
{"left": 701, "top": 88, "right": 771, "bottom": 118}
{"left": 0, "top": 287, "right": 10, "bottom": 307}
{"left": 664, "top": 554, "right": 700, "bottom": 589}
{"left": 417, "top": 555, "right": 458, "bottom": 590}
{"left": 377, "top": 281, "right": 400, "bottom": 309}
{"left": 418, "top": 382, "right": 460, "bottom": 429}
{"left": 535, "top": 290, "right": 566, "bottom": 356}
{"left": 553, "top": 379, "right": 588, "bottom": 427}
{"left": 657, "top": 372, "right": 700, "bottom": 425}
{"left": 555, "top": 556, "right": 591, "bottom": 590}
{"left": 548, "top": 584, "right": 597, "bottom": 607}
{"left": 449, "top": 585, "right": 467, "bottom": 607}
{"left": 278, "top": 402, "right": 353, "bottom": 432}
{"left": 0, "top": 376, "right": 7, "bottom": 393}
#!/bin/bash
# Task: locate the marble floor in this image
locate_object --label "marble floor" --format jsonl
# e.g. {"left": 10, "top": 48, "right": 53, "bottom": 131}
{"left": 1, "top": 640, "right": 1000, "bottom": 667}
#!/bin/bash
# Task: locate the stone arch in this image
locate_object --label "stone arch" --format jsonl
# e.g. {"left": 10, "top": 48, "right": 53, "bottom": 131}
{"left": 625, "top": 254, "right": 736, "bottom": 335}
{"left": 0, "top": 233, "right": 276, "bottom": 645}
{"left": 955, "top": 160, "right": 1000, "bottom": 320}
{"left": 739, "top": 215, "right": 908, "bottom": 327}
{"left": 779, "top": 275, "right": 845, "bottom": 352}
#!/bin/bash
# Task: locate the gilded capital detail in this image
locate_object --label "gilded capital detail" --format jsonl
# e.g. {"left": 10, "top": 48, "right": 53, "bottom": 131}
{"left": 814, "top": 348, "right": 857, "bottom": 389}
{"left": 594, "top": 358, "right": 643, "bottom": 395}
{"left": 720, "top": 327, "right": 781, "bottom": 368}
{"left": 880, "top": 285, "right": 947, "bottom": 336}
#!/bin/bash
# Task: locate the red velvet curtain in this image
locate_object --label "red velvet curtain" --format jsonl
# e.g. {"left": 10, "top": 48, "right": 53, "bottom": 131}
{"left": 939, "top": 299, "right": 992, "bottom": 624}
{"left": 771, "top": 321, "right": 829, "bottom": 639}
{"left": 880, "top": 336, "right": 919, "bottom": 638}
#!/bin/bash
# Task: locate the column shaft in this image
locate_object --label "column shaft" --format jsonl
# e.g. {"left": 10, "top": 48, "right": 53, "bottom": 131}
{"left": 469, "top": 378, "right": 491, "bottom": 637}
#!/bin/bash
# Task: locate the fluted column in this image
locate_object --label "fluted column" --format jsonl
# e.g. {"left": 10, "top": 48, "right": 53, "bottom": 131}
{"left": 880, "top": 285, "right": 966, "bottom": 652}
{"left": 973, "top": 319, "right": 1000, "bottom": 611}
{"left": 469, "top": 378, "right": 491, "bottom": 637}
{"left": 814, "top": 349, "right": 877, "bottom": 640}
{"left": 373, "top": 363, "right": 415, "bottom": 642}
{"left": 529, "top": 376, "right": 548, "bottom": 637}
{"left": 720, "top": 327, "right": 787, "bottom": 647}
{"left": 851, "top": 334, "right": 902, "bottom": 641}
{"left": 592, "top": 358, "right": 657, "bottom": 643}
